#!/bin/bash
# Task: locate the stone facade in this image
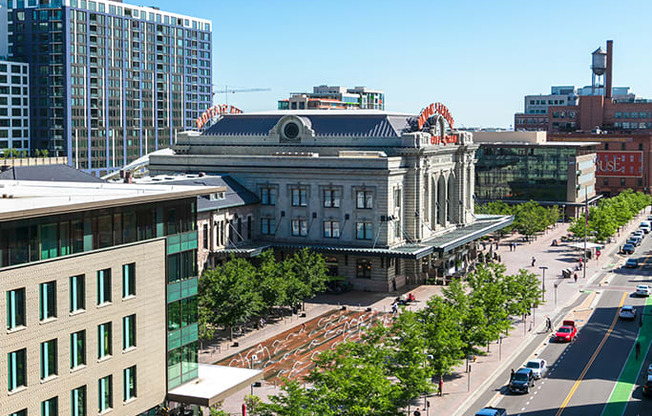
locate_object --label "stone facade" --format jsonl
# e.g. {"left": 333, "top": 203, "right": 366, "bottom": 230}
{"left": 150, "top": 111, "right": 487, "bottom": 291}
{"left": 0, "top": 240, "right": 167, "bottom": 416}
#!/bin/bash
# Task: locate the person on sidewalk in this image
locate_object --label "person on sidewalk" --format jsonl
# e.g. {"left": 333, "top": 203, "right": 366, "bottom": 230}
{"left": 439, "top": 376, "right": 444, "bottom": 396}
{"left": 531, "top": 257, "right": 536, "bottom": 267}
{"left": 574, "top": 273, "right": 578, "bottom": 283}
{"left": 545, "top": 317, "right": 552, "bottom": 332}
{"left": 414, "top": 408, "right": 421, "bottom": 416}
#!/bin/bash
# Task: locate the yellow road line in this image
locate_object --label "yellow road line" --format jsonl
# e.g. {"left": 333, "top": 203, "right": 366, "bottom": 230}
{"left": 555, "top": 292, "right": 627, "bottom": 416}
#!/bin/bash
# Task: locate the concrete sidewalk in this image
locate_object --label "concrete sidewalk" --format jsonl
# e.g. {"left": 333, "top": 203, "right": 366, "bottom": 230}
{"left": 206, "top": 210, "right": 649, "bottom": 415}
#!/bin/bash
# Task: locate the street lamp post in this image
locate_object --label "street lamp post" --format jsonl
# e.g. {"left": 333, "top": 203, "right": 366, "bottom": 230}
{"left": 539, "top": 266, "right": 548, "bottom": 301}
{"left": 554, "top": 282, "right": 559, "bottom": 305}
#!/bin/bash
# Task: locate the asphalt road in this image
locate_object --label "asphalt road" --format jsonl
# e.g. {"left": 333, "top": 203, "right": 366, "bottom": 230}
{"left": 465, "top": 227, "right": 652, "bottom": 416}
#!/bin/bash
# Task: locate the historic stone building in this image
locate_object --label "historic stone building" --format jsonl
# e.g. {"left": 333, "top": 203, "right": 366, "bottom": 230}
{"left": 150, "top": 108, "right": 511, "bottom": 291}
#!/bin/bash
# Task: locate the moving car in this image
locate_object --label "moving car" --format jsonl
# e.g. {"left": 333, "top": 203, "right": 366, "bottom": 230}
{"left": 509, "top": 368, "right": 535, "bottom": 394}
{"left": 622, "top": 243, "right": 636, "bottom": 254}
{"left": 525, "top": 358, "right": 547, "bottom": 379}
{"left": 555, "top": 320, "right": 577, "bottom": 342}
{"left": 619, "top": 305, "right": 637, "bottom": 320}
{"left": 643, "top": 375, "right": 652, "bottom": 397}
{"left": 625, "top": 258, "right": 639, "bottom": 269}
{"left": 636, "top": 285, "right": 651, "bottom": 297}
{"left": 475, "top": 407, "right": 508, "bottom": 416}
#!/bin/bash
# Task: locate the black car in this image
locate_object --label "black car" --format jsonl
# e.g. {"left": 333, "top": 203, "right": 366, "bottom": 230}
{"left": 509, "top": 368, "right": 535, "bottom": 394}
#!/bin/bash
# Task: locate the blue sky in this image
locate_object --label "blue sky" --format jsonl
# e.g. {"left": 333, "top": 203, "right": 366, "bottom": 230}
{"left": 154, "top": 0, "right": 652, "bottom": 128}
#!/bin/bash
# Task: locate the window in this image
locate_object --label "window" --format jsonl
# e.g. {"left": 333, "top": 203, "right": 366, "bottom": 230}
{"left": 323, "top": 189, "right": 341, "bottom": 208}
{"left": 260, "top": 187, "right": 276, "bottom": 205}
{"left": 621, "top": 178, "right": 626, "bottom": 186}
{"left": 9, "top": 410, "right": 26, "bottom": 416}
{"left": 202, "top": 223, "right": 208, "bottom": 249}
{"left": 291, "top": 219, "right": 308, "bottom": 236}
{"left": 71, "top": 330, "right": 86, "bottom": 368}
{"left": 356, "top": 259, "right": 372, "bottom": 278}
{"left": 6, "top": 288, "right": 25, "bottom": 329}
{"left": 40, "top": 281, "right": 57, "bottom": 320}
{"left": 122, "top": 263, "right": 135, "bottom": 298}
{"left": 98, "top": 375, "right": 112, "bottom": 413}
{"left": 41, "top": 339, "right": 58, "bottom": 379}
{"left": 291, "top": 187, "right": 307, "bottom": 206}
{"left": 98, "top": 322, "right": 112, "bottom": 359}
{"left": 323, "top": 221, "right": 340, "bottom": 238}
{"left": 8, "top": 348, "right": 26, "bottom": 391}
{"left": 70, "top": 274, "right": 85, "bottom": 312}
{"left": 97, "top": 269, "right": 111, "bottom": 305}
{"left": 123, "top": 315, "right": 136, "bottom": 350}
{"left": 394, "top": 188, "right": 401, "bottom": 208}
{"left": 261, "top": 218, "right": 275, "bottom": 235}
{"left": 71, "top": 386, "right": 86, "bottom": 416}
{"left": 123, "top": 366, "right": 137, "bottom": 401}
{"left": 356, "top": 191, "right": 373, "bottom": 209}
{"left": 41, "top": 397, "right": 58, "bottom": 416}
{"left": 356, "top": 222, "right": 373, "bottom": 240}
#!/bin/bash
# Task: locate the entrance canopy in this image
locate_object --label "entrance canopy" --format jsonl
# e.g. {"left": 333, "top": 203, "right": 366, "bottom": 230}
{"left": 566, "top": 242, "right": 603, "bottom": 250}
{"left": 167, "top": 364, "right": 263, "bottom": 407}
{"left": 421, "top": 215, "right": 515, "bottom": 254}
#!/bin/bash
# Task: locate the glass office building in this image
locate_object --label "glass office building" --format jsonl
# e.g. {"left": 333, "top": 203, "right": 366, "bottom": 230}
{"left": 475, "top": 143, "right": 594, "bottom": 202}
{"left": 6, "top": 0, "right": 212, "bottom": 176}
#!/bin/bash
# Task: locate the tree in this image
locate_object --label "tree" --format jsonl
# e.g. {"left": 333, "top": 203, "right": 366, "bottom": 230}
{"left": 282, "top": 249, "right": 329, "bottom": 310}
{"left": 256, "top": 250, "right": 287, "bottom": 315}
{"left": 504, "top": 269, "right": 544, "bottom": 317}
{"left": 466, "top": 264, "right": 512, "bottom": 340}
{"left": 419, "top": 295, "right": 465, "bottom": 378}
{"left": 198, "top": 257, "right": 263, "bottom": 340}
{"left": 443, "top": 279, "right": 492, "bottom": 356}
{"left": 513, "top": 201, "right": 548, "bottom": 240}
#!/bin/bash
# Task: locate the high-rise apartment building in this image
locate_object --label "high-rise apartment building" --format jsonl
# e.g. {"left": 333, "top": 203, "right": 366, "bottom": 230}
{"left": 7, "top": 0, "right": 212, "bottom": 176}
{"left": 0, "top": 60, "right": 30, "bottom": 152}
{"left": 0, "top": 179, "right": 225, "bottom": 416}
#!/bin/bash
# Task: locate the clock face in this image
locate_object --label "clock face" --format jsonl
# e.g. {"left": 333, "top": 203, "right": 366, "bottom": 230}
{"left": 280, "top": 121, "right": 301, "bottom": 143}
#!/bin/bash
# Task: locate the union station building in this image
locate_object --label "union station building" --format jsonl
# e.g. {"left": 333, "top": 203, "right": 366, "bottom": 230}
{"left": 149, "top": 106, "right": 512, "bottom": 291}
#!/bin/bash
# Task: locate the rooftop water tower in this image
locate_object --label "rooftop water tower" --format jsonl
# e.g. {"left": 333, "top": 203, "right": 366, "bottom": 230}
{"left": 591, "top": 46, "right": 607, "bottom": 95}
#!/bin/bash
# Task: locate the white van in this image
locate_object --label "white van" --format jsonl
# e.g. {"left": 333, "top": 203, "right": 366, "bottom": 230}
{"left": 641, "top": 221, "right": 651, "bottom": 234}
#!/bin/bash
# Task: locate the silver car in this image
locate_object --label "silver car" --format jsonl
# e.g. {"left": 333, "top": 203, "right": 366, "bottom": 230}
{"left": 525, "top": 358, "right": 547, "bottom": 379}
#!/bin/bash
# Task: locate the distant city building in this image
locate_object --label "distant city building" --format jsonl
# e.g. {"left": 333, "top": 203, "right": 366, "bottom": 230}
{"left": 0, "top": 0, "right": 8, "bottom": 57}
{"left": 278, "top": 85, "right": 384, "bottom": 111}
{"left": 0, "top": 60, "right": 29, "bottom": 153}
{"left": 474, "top": 131, "right": 598, "bottom": 217}
{"left": 7, "top": 0, "right": 212, "bottom": 176}
{"left": 150, "top": 107, "right": 513, "bottom": 291}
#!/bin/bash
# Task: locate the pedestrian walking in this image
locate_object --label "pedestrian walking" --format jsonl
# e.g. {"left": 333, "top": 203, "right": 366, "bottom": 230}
{"left": 391, "top": 301, "right": 398, "bottom": 315}
{"left": 636, "top": 341, "right": 641, "bottom": 359}
{"left": 414, "top": 408, "right": 421, "bottom": 416}
{"left": 531, "top": 257, "right": 536, "bottom": 267}
{"left": 573, "top": 273, "right": 578, "bottom": 283}
{"left": 545, "top": 316, "right": 552, "bottom": 332}
{"left": 510, "top": 243, "right": 513, "bottom": 252}
{"left": 438, "top": 376, "right": 444, "bottom": 396}
{"left": 514, "top": 242, "right": 518, "bottom": 251}
{"left": 510, "top": 368, "right": 515, "bottom": 381}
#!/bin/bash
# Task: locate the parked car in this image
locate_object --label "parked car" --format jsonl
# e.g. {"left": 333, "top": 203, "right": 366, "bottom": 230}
{"left": 509, "top": 368, "right": 535, "bottom": 394}
{"left": 625, "top": 258, "right": 639, "bottom": 269}
{"left": 555, "top": 320, "right": 577, "bottom": 342}
{"left": 475, "top": 407, "right": 507, "bottom": 416}
{"left": 622, "top": 244, "right": 636, "bottom": 254}
{"left": 619, "top": 305, "right": 637, "bottom": 320}
{"left": 641, "top": 221, "right": 651, "bottom": 234}
{"left": 643, "top": 375, "right": 652, "bottom": 397}
{"left": 647, "top": 215, "right": 652, "bottom": 221}
{"left": 525, "top": 358, "right": 547, "bottom": 379}
{"left": 632, "top": 230, "right": 645, "bottom": 238}
{"left": 632, "top": 236, "right": 643, "bottom": 246}
{"left": 637, "top": 285, "right": 651, "bottom": 297}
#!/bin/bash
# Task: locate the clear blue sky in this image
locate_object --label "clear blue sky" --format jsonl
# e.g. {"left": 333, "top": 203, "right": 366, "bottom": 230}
{"left": 154, "top": 0, "right": 652, "bottom": 128}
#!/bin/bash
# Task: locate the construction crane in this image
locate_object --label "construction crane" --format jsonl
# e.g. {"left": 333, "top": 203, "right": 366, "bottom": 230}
{"left": 213, "top": 85, "right": 271, "bottom": 106}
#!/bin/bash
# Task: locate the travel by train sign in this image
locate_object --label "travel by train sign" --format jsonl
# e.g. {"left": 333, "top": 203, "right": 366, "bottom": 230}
{"left": 417, "top": 102, "right": 458, "bottom": 145}
{"left": 196, "top": 104, "right": 243, "bottom": 130}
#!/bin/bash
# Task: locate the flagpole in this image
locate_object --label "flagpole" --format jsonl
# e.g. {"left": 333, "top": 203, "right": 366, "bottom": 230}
{"left": 583, "top": 191, "right": 588, "bottom": 279}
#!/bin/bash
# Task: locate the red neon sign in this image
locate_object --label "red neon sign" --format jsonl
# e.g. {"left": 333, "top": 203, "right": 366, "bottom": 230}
{"left": 417, "top": 102, "right": 455, "bottom": 130}
{"left": 196, "top": 104, "right": 243, "bottom": 129}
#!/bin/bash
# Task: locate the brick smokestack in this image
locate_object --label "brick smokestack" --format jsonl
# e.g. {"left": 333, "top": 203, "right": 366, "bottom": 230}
{"left": 605, "top": 40, "right": 613, "bottom": 99}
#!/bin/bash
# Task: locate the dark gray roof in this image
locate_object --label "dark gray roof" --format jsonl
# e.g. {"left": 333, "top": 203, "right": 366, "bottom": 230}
{"left": 0, "top": 164, "right": 104, "bottom": 183}
{"left": 164, "top": 175, "right": 259, "bottom": 211}
{"left": 203, "top": 113, "right": 413, "bottom": 138}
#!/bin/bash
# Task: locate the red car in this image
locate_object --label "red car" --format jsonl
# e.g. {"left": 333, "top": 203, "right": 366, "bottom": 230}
{"left": 555, "top": 320, "right": 577, "bottom": 342}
